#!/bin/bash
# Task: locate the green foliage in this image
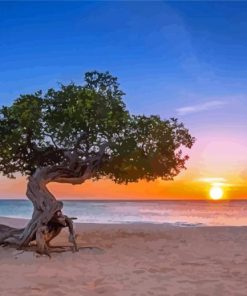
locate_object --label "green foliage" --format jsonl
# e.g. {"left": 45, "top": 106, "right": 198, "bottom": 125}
{"left": 0, "top": 71, "right": 195, "bottom": 182}
{"left": 100, "top": 115, "right": 193, "bottom": 183}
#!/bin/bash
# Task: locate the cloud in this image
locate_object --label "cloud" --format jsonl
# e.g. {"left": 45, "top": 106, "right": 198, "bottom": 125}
{"left": 195, "top": 177, "right": 238, "bottom": 188}
{"left": 196, "top": 177, "right": 226, "bottom": 183}
{"left": 176, "top": 100, "right": 227, "bottom": 116}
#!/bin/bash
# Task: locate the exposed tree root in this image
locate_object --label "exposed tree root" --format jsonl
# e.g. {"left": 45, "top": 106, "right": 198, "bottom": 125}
{"left": 0, "top": 212, "right": 78, "bottom": 257}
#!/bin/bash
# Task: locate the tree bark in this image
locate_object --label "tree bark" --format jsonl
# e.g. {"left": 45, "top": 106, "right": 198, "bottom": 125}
{"left": 0, "top": 143, "right": 107, "bottom": 255}
{"left": 0, "top": 166, "right": 78, "bottom": 255}
{"left": 21, "top": 168, "right": 63, "bottom": 247}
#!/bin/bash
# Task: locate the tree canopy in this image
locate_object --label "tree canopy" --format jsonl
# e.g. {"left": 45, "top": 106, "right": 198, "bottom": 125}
{"left": 0, "top": 71, "right": 195, "bottom": 184}
{"left": 0, "top": 71, "right": 195, "bottom": 254}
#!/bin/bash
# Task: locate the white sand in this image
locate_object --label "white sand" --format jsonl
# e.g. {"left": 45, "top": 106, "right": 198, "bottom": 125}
{"left": 0, "top": 217, "right": 247, "bottom": 296}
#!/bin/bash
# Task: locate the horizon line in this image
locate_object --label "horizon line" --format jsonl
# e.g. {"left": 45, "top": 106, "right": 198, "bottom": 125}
{"left": 0, "top": 198, "right": 246, "bottom": 202}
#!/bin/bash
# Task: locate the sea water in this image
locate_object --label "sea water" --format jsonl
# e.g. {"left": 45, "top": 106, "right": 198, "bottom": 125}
{"left": 0, "top": 199, "right": 247, "bottom": 226}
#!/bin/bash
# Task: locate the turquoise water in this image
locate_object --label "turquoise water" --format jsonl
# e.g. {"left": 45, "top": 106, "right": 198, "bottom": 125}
{"left": 0, "top": 199, "right": 247, "bottom": 226}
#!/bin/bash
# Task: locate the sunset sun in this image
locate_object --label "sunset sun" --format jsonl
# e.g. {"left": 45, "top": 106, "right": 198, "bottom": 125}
{"left": 209, "top": 186, "right": 224, "bottom": 200}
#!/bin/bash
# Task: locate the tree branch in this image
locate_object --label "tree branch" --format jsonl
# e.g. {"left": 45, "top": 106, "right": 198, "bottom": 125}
{"left": 52, "top": 142, "right": 109, "bottom": 184}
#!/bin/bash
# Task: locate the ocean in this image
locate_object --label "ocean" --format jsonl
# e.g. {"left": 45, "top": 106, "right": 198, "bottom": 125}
{"left": 0, "top": 199, "right": 247, "bottom": 226}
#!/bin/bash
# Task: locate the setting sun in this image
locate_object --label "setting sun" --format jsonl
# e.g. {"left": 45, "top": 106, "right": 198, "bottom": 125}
{"left": 210, "top": 186, "right": 224, "bottom": 200}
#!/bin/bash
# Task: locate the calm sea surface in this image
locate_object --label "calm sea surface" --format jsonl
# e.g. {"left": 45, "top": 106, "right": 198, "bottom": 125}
{"left": 0, "top": 199, "right": 247, "bottom": 226}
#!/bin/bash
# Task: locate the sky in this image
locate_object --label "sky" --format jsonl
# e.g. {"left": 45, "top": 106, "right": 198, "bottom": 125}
{"left": 0, "top": 1, "right": 247, "bottom": 200}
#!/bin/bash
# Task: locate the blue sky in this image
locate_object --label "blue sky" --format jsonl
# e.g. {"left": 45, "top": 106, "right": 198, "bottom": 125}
{"left": 1, "top": 2, "right": 247, "bottom": 115}
{"left": 1, "top": 1, "right": 247, "bottom": 198}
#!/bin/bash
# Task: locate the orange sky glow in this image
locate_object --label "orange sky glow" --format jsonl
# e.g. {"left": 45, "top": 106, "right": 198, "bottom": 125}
{"left": 0, "top": 131, "right": 246, "bottom": 200}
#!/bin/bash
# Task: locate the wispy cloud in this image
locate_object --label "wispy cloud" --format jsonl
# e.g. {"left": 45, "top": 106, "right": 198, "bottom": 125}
{"left": 196, "top": 177, "right": 226, "bottom": 184}
{"left": 195, "top": 177, "right": 237, "bottom": 188}
{"left": 176, "top": 100, "right": 226, "bottom": 116}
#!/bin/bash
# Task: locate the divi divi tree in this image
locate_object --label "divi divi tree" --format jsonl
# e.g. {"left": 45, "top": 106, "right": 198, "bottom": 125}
{"left": 0, "top": 72, "right": 195, "bottom": 255}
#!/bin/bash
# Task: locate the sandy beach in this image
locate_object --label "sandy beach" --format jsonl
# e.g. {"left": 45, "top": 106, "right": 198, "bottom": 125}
{"left": 0, "top": 217, "right": 247, "bottom": 296}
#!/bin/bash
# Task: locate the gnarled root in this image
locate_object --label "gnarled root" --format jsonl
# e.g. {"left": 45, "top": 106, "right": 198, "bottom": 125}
{"left": 0, "top": 225, "right": 24, "bottom": 246}
{"left": 0, "top": 211, "right": 78, "bottom": 257}
{"left": 35, "top": 211, "right": 78, "bottom": 257}
{"left": 65, "top": 216, "right": 78, "bottom": 252}
{"left": 36, "top": 225, "right": 51, "bottom": 257}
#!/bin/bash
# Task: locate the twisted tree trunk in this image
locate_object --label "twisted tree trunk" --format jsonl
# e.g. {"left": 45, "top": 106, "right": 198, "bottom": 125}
{"left": 0, "top": 166, "right": 79, "bottom": 256}
{"left": 0, "top": 142, "right": 107, "bottom": 255}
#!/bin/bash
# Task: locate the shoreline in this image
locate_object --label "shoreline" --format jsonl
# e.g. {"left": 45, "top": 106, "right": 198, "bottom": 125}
{"left": 1, "top": 216, "right": 247, "bottom": 228}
